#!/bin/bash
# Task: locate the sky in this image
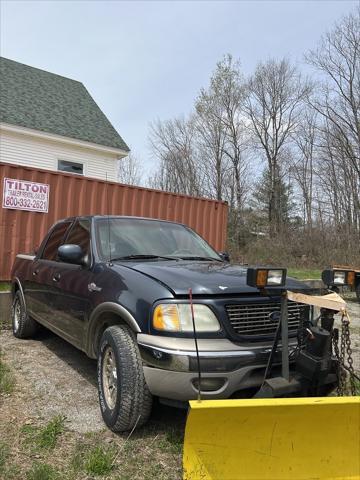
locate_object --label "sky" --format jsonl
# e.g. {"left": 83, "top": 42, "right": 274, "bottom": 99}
{"left": 0, "top": 0, "right": 357, "bottom": 176}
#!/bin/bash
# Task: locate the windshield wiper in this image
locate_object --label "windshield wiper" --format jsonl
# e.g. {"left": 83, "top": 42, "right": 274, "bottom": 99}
{"left": 111, "top": 254, "right": 177, "bottom": 261}
{"left": 176, "top": 256, "right": 223, "bottom": 262}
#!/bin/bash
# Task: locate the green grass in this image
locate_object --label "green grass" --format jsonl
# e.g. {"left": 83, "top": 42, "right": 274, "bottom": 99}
{"left": 0, "top": 441, "right": 9, "bottom": 473}
{"left": 158, "top": 429, "right": 183, "bottom": 455}
{"left": 71, "top": 445, "right": 116, "bottom": 476}
{"left": 26, "top": 462, "right": 60, "bottom": 480}
{"left": 0, "top": 282, "right": 11, "bottom": 292}
{"left": 0, "top": 353, "right": 15, "bottom": 394}
{"left": 22, "top": 416, "right": 66, "bottom": 451}
{"left": 353, "top": 379, "right": 360, "bottom": 396}
{"left": 287, "top": 268, "right": 321, "bottom": 280}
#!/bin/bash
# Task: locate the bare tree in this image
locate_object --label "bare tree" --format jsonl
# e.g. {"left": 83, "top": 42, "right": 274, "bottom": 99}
{"left": 195, "top": 55, "right": 251, "bottom": 246}
{"left": 245, "top": 58, "right": 311, "bottom": 235}
{"left": 148, "top": 116, "right": 203, "bottom": 196}
{"left": 292, "top": 108, "right": 317, "bottom": 229}
{"left": 306, "top": 7, "right": 360, "bottom": 234}
{"left": 118, "top": 153, "right": 143, "bottom": 186}
{"left": 195, "top": 80, "right": 229, "bottom": 202}
{"left": 211, "top": 55, "right": 250, "bottom": 215}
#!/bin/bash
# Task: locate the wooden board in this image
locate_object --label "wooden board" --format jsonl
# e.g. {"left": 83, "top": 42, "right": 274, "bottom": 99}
{"left": 287, "top": 290, "right": 347, "bottom": 312}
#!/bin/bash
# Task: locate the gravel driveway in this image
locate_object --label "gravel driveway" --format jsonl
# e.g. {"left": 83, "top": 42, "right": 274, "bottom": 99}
{"left": 0, "top": 328, "right": 104, "bottom": 433}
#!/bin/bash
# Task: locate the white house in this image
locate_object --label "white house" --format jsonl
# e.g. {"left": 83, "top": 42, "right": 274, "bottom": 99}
{"left": 0, "top": 57, "right": 129, "bottom": 181}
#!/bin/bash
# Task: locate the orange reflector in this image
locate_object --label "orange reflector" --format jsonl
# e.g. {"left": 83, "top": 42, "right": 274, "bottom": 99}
{"left": 256, "top": 269, "right": 268, "bottom": 288}
{"left": 347, "top": 271, "right": 355, "bottom": 287}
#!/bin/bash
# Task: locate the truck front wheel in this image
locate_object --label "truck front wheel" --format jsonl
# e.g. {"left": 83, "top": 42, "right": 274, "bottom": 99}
{"left": 97, "top": 325, "right": 153, "bottom": 432}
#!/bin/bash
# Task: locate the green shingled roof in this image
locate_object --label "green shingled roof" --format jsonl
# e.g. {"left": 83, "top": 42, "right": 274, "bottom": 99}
{"left": 0, "top": 57, "right": 129, "bottom": 151}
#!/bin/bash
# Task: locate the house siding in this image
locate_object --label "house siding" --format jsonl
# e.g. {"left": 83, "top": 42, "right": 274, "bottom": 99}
{"left": 0, "top": 127, "right": 119, "bottom": 181}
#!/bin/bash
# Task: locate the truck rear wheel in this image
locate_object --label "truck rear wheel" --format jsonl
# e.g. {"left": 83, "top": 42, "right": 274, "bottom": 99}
{"left": 97, "top": 325, "right": 152, "bottom": 432}
{"left": 12, "top": 290, "right": 38, "bottom": 338}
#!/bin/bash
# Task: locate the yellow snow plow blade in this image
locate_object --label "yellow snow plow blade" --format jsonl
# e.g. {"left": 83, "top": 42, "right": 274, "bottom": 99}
{"left": 183, "top": 396, "right": 360, "bottom": 480}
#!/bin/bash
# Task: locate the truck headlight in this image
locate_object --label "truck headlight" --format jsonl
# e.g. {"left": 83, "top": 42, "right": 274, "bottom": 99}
{"left": 247, "top": 268, "right": 287, "bottom": 288}
{"left": 267, "top": 269, "right": 285, "bottom": 285}
{"left": 322, "top": 269, "right": 355, "bottom": 287}
{"left": 153, "top": 304, "right": 220, "bottom": 332}
{"left": 334, "top": 271, "right": 346, "bottom": 285}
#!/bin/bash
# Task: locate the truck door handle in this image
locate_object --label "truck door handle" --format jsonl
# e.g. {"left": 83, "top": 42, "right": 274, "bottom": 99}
{"left": 32, "top": 269, "right": 39, "bottom": 276}
{"left": 52, "top": 273, "right": 61, "bottom": 282}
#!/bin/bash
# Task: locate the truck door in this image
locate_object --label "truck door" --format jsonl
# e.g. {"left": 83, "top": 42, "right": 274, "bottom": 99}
{"left": 50, "top": 218, "right": 93, "bottom": 349}
{"left": 26, "top": 221, "right": 73, "bottom": 323}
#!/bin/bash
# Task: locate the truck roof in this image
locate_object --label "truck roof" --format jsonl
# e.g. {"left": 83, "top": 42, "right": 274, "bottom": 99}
{"left": 55, "top": 215, "right": 186, "bottom": 227}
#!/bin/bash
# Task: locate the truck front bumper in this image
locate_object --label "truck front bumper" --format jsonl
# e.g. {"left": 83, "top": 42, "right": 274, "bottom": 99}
{"left": 137, "top": 334, "right": 294, "bottom": 401}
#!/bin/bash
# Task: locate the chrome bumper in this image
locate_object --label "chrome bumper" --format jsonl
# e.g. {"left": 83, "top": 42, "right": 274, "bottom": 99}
{"left": 137, "top": 334, "right": 295, "bottom": 401}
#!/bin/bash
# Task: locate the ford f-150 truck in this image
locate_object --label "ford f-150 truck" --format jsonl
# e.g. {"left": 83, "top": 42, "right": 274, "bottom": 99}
{"left": 11, "top": 215, "right": 322, "bottom": 432}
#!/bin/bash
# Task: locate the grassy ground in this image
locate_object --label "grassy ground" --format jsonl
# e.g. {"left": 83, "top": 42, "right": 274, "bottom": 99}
{"left": 0, "top": 282, "right": 11, "bottom": 292}
{"left": 0, "top": 332, "right": 184, "bottom": 480}
{"left": 287, "top": 268, "right": 321, "bottom": 280}
{"left": 0, "top": 352, "right": 15, "bottom": 395}
{"left": 0, "top": 411, "right": 183, "bottom": 480}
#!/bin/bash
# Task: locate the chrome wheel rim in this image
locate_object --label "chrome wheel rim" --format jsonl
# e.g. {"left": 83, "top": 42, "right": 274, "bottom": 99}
{"left": 13, "top": 299, "right": 21, "bottom": 332}
{"left": 102, "top": 346, "right": 118, "bottom": 410}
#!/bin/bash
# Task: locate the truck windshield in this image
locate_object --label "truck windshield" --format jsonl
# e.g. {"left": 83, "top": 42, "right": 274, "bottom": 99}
{"left": 94, "top": 218, "right": 221, "bottom": 262}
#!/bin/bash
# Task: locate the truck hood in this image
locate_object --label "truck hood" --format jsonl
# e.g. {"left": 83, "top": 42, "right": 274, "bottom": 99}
{"left": 118, "top": 261, "right": 312, "bottom": 296}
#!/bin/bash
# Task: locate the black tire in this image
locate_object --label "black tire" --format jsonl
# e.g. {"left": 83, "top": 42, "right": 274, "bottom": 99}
{"left": 356, "top": 282, "right": 360, "bottom": 303}
{"left": 97, "top": 325, "right": 153, "bottom": 432}
{"left": 12, "top": 290, "right": 38, "bottom": 338}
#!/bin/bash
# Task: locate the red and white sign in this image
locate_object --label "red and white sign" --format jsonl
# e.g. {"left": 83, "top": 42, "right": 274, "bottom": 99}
{"left": 2, "top": 178, "right": 50, "bottom": 213}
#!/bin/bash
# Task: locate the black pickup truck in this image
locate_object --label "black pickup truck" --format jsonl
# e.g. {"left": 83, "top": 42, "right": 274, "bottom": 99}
{"left": 11, "top": 215, "right": 318, "bottom": 431}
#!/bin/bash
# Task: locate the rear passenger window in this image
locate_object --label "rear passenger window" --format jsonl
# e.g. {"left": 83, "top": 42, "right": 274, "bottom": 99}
{"left": 65, "top": 219, "right": 91, "bottom": 257}
{"left": 41, "top": 222, "right": 71, "bottom": 261}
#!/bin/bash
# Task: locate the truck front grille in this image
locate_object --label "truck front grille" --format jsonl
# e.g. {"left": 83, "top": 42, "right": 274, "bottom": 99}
{"left": 225, "top": 301, "right": 308, "bottom": 337}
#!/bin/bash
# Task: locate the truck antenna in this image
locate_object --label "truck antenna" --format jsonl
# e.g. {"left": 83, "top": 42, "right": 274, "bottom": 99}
{"left": 189, "top": 288, "right": 202, "bottom": 402}
{"left": 106, "top": 173, "right": 112, "bottom": 265}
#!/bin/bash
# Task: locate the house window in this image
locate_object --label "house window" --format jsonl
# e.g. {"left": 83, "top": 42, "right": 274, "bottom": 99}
{"left": 58, "top": 160, "right": 84, "bottom": 175}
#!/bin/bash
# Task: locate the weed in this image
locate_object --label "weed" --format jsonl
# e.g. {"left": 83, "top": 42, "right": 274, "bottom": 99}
{"left": 158, "top": 429, "right": 183, "bottom": 455}
{"left": 22, "top": 415, "right": 66, "bottom": 451}
{"left": 0, "top": 353, "right": 15, "bottom": 394}
{"left": 26, "top": 462, "right": 59, "bottom": 480}
{"left": 0, "top": 441, "right": 9, "bottom": 472}
{"left": 69, "top": 443, "right": 85, "bottom": 474}
{"left": 70, "top": 443, "right": 116, "bottom": 477}
{"left": 0, "top": 282, "right": 10, "bottom": 292}
{"left": 38, "top": 415, "right": 65, "bottom": 449}
{"left": 84, "top": 445, "right": 115, "bottom": 476}
{"left": 354, "top": 379, "right": 360, "bottom": 396}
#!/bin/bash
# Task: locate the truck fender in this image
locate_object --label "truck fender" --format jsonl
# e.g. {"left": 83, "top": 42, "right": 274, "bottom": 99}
{"left": 12, "top": 277, "right": 25, "bottom": 302}
{"left": 86, "top": 302, "right": 141, "bottom": 358}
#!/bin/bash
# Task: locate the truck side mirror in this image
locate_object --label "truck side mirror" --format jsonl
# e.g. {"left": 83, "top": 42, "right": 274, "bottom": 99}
{"left": 58, "top": 244, "right": 84, "bottom": 265}
{"left": 219, "top": 251, "right": 230, "bottom": 262}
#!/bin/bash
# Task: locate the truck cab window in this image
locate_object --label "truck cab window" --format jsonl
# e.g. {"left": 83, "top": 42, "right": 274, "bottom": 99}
{"left": 65, "top": 219, "right": 91, "bottom": 258}
{"left": 41, "top": 222, "right": 72, "bottom": 261}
